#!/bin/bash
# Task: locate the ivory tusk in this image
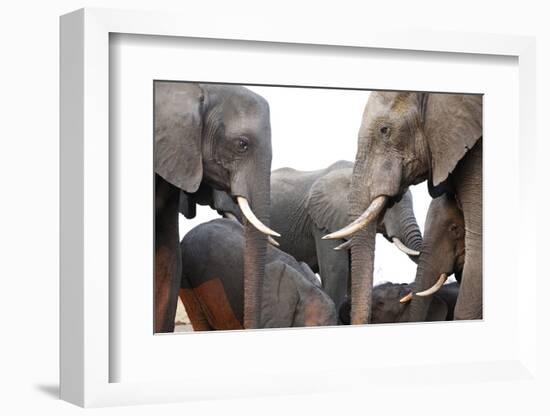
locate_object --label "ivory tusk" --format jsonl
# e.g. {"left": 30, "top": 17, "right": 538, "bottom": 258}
{"left": 236, "top": 196, "right": 281, "bottom": 237}
{"left": 392, "top": 237, "right": 420, "bottom": 256}
{"left": 268, "top": 236, "right": 280, "bottom": 247}
{"left": 322, "top": 196, "right": 388, "bottom": 240}
{"left": 415, "top": 273, "right": 448, "bottom": 297}
{"left": 334, "top": 239, "right": 352, "bottom": 251}
{"left": 399, "top": 292, "right": 413, "bottom": 303}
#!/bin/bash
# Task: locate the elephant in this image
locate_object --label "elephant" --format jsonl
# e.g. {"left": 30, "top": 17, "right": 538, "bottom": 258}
{"left": 339, "top": 281, "right": 459, "bottom": 324}
{"left": 208, "top": 160, "right": 423, "bottom": 312}
{"left": 154, "top": 82, "right": 278, "bottom": 332}
{"left": 399, "top": 194, "right": 466, "bottom": 322}
{"left": 325, "top": 92, "right": 482, "bottom": 324}
{"left": 179, "top": 219, "right": 337, "bottom": 329}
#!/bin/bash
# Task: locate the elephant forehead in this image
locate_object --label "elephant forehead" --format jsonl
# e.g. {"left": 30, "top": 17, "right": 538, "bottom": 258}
{"left": 365, "top": 91, "right": 417, "bottom": 120}
{"left": 222, "top": 105, "right": 269, "bottom": 135}
{"left": 427, "top": 195, "right": 464, "bottom": 229}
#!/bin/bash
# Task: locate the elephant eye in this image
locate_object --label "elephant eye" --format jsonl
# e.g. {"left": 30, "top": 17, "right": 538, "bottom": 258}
{"left": 380, "top": 126, "right": 390, "bottom": 135}
{"left": 236, "top": 137, "right": 249, "bottom": 153}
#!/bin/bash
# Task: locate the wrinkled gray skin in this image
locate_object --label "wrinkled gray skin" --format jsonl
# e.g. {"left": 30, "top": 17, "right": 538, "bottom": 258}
{"left": 209, "top": 160, "right": 422, "bottom": 312}
{"left": 403, "top": 194, "right": 466, "bottom": 322}
{"left": 180, "top": 219, "right": 337, "bottom": 329}
{"left": 155, "top": 82, "right": 272, "bottom": 332}
{"left": 339, "top": 282, "right": 459, "bottom": 324}
{"left": 345, "top": 92, "right": 482, "bottom": 324}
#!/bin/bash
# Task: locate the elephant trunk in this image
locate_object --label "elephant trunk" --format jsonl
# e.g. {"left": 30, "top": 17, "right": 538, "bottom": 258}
{"left": 386, "top": 190, "right": 422, "bottom": 260}
{"left": 405, "top": 244, "right": 440, "bottom": 322}
{"left": 398, "top": 211, "right": 423, "bottom": 261}
{"left": 347, "top": 155, "right": 377, "bottom": 324}
{"left": 350, "top": 224, "right": 376, "bottom": 324}
{"left": 238, "top": 164, "right": 271, "bottom": 329}
{"left": 243, "top": 222, "right": 268, "bottom": 328}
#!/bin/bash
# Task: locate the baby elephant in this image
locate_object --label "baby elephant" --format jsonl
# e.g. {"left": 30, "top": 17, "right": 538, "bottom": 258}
{"left": 339, "top": 282, "right": 459, "bottom": 324}
{"left": 180, "top": 219, "right": 337, "bottom": 330}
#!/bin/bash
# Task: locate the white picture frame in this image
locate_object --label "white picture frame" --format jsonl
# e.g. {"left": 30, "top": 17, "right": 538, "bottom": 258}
{"left": 60, "top": 7, "right": 538, "bottom": 408}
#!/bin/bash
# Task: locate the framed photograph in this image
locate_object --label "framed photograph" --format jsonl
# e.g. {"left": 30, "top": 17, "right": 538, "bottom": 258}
{"left": 60, "top": 8, "right": 537, "bottom": 408}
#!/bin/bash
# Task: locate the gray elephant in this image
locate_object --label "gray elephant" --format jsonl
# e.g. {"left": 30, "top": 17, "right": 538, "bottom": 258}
{"left": 155, "top": 82, "right": 277, "bottom": 332}
{"left": 208, "top": 160, "right": 422, "bottom": 311}
{"left": 179, "top": 219, "right": 337, "bottom": 329}
{"left": 270, "top": 161, "right": 422, "bottom": 311}
{"left": 400, "top": 194, "right": 465, "bottom": 321}
{"left": 339, "top": 282, "right": 459, "bottom": 324}
{"left": 326, "top": 92, "right": 482, "bottom": 323}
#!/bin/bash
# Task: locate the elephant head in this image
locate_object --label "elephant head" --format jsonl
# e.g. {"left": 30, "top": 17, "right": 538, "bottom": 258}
{"left": 155, "top": 82, "right": 277, "bottom": 329}
{"left": 179, "top": 187, "right": 244, "bottom": 222}
{"left": 339, "top": 282, "right": 459, "bottom": 324}
{"left": 399, "top": 194, "right": 465, "bottom": 322}
{"left": 324, "top": 92, "right": 481, "bottom": 324}
{"left": 308, "top": 167, "right": 422, "bottom": 258}
{"left": 180, "top": 219, "right": 336, "bottom": 329}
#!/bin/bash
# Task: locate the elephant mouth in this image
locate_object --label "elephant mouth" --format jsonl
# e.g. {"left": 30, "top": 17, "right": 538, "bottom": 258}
{"left": 221, "top": 210, "right": 280, "bottom": 247}
{"left": 202, "top": 160, "right": 231, "bottom": 191}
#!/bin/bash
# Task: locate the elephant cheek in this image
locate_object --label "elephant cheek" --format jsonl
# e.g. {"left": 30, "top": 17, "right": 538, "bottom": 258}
{"left": 365, "top": 152, "right": 403, "bottom": 201}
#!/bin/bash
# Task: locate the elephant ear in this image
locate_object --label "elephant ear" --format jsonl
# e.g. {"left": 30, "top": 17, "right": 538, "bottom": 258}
{"left": 424, "top": 94, "right": 482, "bottom": 187}
{"left": 154, "top": 82, "right": 204, "bottom": 193}
{"left": 261, "top": 261, "right": 300, "bottom": 328}
{"left": 307, "top": 168, "right": 352, "bottom": 233}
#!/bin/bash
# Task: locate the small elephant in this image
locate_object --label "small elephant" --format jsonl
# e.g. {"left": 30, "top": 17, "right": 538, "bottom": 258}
{"left": 401, "top": 194, "right": 466, "bottom": 322}
{"left": 326, "top": 92, "right": 482, "bottom": 324}
{"left": 154, "top": 82, "right": 277, "bottom": 332}
{"left": 339, "top": 282, "right": 459, "bottom": 324}
{"left": 179, "top": 219, "right": 337, "bottom": 330}
{"left": 208, "top": 160, "right": 422, "bottom": 312}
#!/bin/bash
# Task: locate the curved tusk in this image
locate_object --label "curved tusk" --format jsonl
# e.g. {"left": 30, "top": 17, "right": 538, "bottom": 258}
{"left": 322, "top": 196, "right": 388, "bottom": 240}
{"left": 334, "top": 239, "right": 352, "bottom": 251}
{"left": 268, "top": 236, "right": 280, "bottom": 247}
{"left": 415, "top": 273, "right": 448, "bottom": 297}
{"left": 392, "top": 237, "right": 420, "bottom": 256}
{"left": 223, "top": 212, "right": 239, "bottom": 222}
{"left": 237, "top": 196, "right": 281, "bottom": 237}
{"left": 399, "top": 292, "right": 413, "bottom": 303}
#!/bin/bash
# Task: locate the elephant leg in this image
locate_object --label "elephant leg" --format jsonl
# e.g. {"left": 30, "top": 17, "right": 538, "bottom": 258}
{"left": 454, "top": 228, "right": 482, "bottom": 320}
{"left": 453, "top": 142, "right": 483, "bottom": 320}
{"left": 179, "top": 288, "right": 212, "bottom": 331}
{"left": 154, "top": 178, "right": 181, "bottom": 333}
{"left": 312, "top": 228, "right": 350, "bottom": 311}
{"left": 193, "top": 278, "right": 243, "bottom": 330}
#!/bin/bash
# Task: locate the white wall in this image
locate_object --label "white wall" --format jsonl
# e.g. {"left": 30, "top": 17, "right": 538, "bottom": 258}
{"left": 2, "top": 1, "right": 548, "bottom": 415}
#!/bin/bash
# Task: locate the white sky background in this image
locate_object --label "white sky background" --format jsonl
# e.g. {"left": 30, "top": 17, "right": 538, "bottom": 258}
{"left": 179, "top": 85, "right": 438, "bottom": 286}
